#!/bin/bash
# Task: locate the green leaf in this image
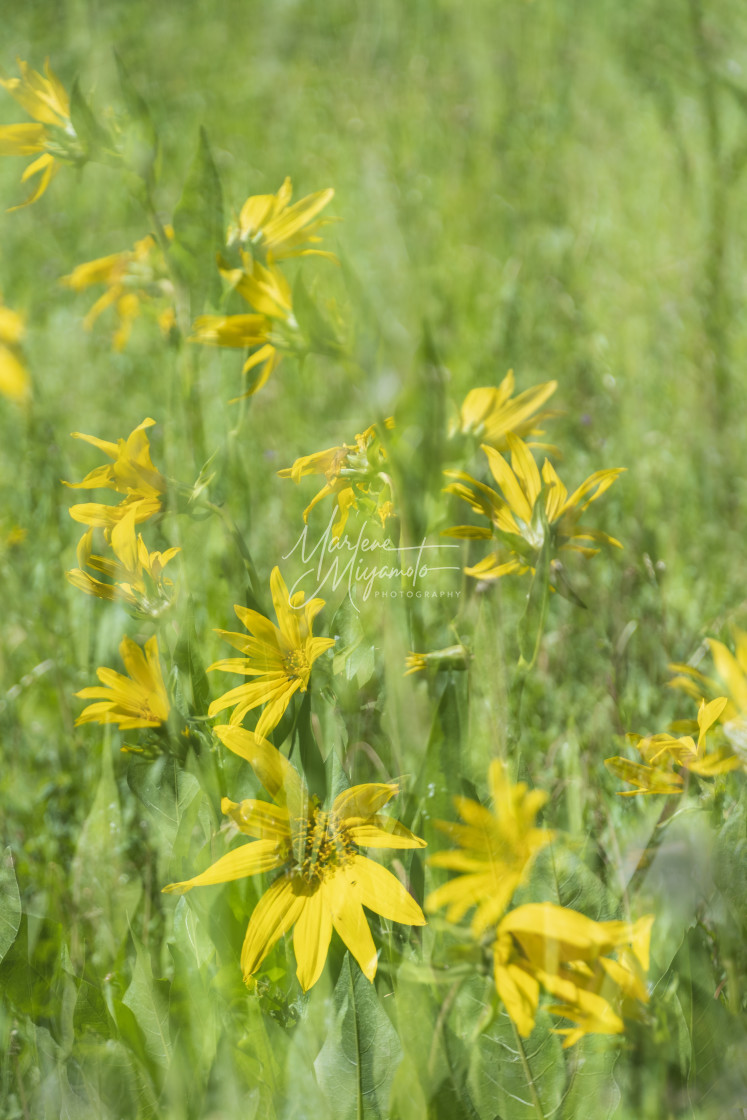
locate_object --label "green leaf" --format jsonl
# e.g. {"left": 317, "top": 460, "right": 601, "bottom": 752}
{"left": 293, "top": 273, "right": 343, "bottom": 356}
{"left": 114, "top": 52, "right": 159, "bottom": 185}
{"left": 170, "top": 127, "right": 224, "bottom": 313}
{"left": 69, "top": 79, "right": 110, "bottom": 161}
{"left": 517, "top": 520, "right": 551, "bottom": 669}
{"left": 559, "top": 1035, "right": 620, "bottom": 1120}
{"left": 0, "top": 846, "right": 21, "bottom": 966}
{"left": 173, "top": 895, "right": 215, "bottom": 969}
{"left": 122, "top": 932, "right": 172, "bottom": 1071}
{"left": 127, "top": 755, "right": 201, "bottom": 849}
{"left": 314, "top": 953, "right": 403, "bottom": 1120}
{"left": 73, "top": 977, "right": 115, "bottom": 1039}
{"left": 468, "top": 1008, "right": 566, "bottom": 1120}
{"left": 173, "top": 622, "right": 211, "bottom": 718}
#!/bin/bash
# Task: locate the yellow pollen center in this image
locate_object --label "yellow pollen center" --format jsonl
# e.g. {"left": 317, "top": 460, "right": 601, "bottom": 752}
{"left": 295, "top": 808, "right": 355, "bottom": 883}
{"left": 283, "top": 648, "right": 309, "bottom": 681}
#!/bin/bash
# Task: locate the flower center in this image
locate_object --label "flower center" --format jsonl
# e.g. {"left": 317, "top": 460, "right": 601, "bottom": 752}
{"left": 295, "top": 808, "right": 355, "bottom": 883}
{"left": 283, "top": 648, "right": 309, "bottom": 681}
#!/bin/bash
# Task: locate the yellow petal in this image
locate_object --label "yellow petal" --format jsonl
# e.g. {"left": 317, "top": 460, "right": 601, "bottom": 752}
{"left": 162, "top": 840, "right": 284, "bottom": 894}
{"left": 241, "top": 876, "right": 306, "bottom": 980}
{"left": 347, "top": 854, "right": 426, "bottom": 926}
{"left": 293, "top": 882, "right": 333, "bottom": 991}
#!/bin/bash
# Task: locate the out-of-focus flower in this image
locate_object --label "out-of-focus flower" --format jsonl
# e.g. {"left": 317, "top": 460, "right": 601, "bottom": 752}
{"left": 0, "top": 297, "right": 30, "bottom": 401}
{"left": 207, "top": 566, "right": 335, "bottom": 735}
{"left": 493, "top": 903, "right": 653, "bottom": 1046}
{"left": 426, "top": 760, "right": 555, "bottom": 934}
{"left": 444, "top": 435, "right": 623, "bottom": 581}
{"left": 66, "top": 506, "right": 179, "bottom": 615}
{"left": 164, "top": 725, "right": 425, "bottom": 990}
{"left": 65, "top": 417, "right": 166, "bottom": 529}
{"left": 227, "top": 177, "right": 336, "bottom": 262}
{"left": 670, "top": 629, "right": 747, "bottom": 761}
{"left": 404, "top": 644, "right": 469, "bottom": 676}
{"left": 605, "top": 696, "right": 739, "bottom": 795}
{"left": 62, "top": 231, "right": 175, "bottom": 351}
{"left": 75, "top": 635, "right": 169, "bottom": 729}
{"left": 278, "top": 420, "right": 394, "bottom": 541}
{"left": 453, "top": 370, "right": 557, "bottom": 450}
{"left": 0, "top": 59, "right": 75, "bottom": 209}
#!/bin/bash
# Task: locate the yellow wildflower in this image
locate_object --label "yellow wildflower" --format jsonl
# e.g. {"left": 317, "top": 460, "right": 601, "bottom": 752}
{"left": 62, "top": 231, "right": 175, "bottom": 352}
{"left": 426, "top": 760, "right": 555, "bottom": 934}
{"left": 278, "top": 420, "right": 394, "bottom": 541}
{"left": 605, "top": 696, "right": 739, "bottom": 795}
{"left": 208, "top": 566, "right": 336, "bottom": 736}
{"left": 404, "top": 645, "right": 469, "bottom": 676}
{"left": 444, "top": 434, "right": 624, "bottom": 581}
{"left": 493, "top": 903, "right": 653, "bottom": 1046}
{"left": 164, "top": 725, "right": 425, "bottom": 990}
{"left": 227, "top": 177, "right": 336, "bottom": 262}
{"left": 453, "top": 370, "right": 557, "bottom": 449}
{"left": 66, "top": 505, "right": 179, "bottom": 614}
{"left": 670, "top": 629, "right": 747, "bottom": 760}
{"left": 0, "top": 297, "right": 30, "bottom": 401}
{"left": 0, "top": 59, "right": 74, "bottom": 209}
{"left": 65, "top": 417, "right": 166, "bottom": 529}
{"left": 75, "top": 635, "right": 169, "bottom": 729}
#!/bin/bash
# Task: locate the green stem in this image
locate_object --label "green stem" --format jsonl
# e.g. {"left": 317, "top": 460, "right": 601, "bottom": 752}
{"left": 511, "top": 1020, "right": 546, "bottom": 1120}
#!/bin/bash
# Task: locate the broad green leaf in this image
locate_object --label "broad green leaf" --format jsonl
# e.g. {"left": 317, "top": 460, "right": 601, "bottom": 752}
{"left": 114, "top": 52, "right": 159, "bottom": 186}
{"left": 173, "top": 895, "right": 215, "bottom": 969}
{"left": 293, "top": 273, "right": 343, "bottom": 357}
{"left": 122, "top": 933, "right": 172, "bottom": 1071}
{"left": 314, "top": 953, "right": 403, "bottom": 1120}
{"left": 127, "top": 755, "right": 201, "bottom": 847}
{"left": 170, "top": 127, "right": 224, "bottom": 312}
{"left": 559, "top": 1035, "right": 620, "bottom": 1119}
{"left": 468, "top": 1007, "right": 566, "bottom": 1120}
{"left": 69, "top": 79, "right": 110, "bottom": 162}
{"left": 73, "top": 977, "right": 115, "bottom": 1039}
{"left": 0, "top": 846, "right": 21, "bottom": 966}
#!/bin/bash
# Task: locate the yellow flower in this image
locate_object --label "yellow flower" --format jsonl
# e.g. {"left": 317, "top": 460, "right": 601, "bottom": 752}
{"left": 0, "top": 297, "right": 30, "bottom": 401}
{"left": 426, "top": 760, "right": 555, "bottom": 934}
{"left": 62, "top": 231, "right": 175, "bottom": 352}
{"left": 493, "top": 903, "right": 653, "bottom": 1046}
{"left": 75, "top": 635, "right": 169, "bottom": 729}
{"left": 227, "top": 177, "right": 336, "bottom": 262}
{"left": 453, "top": 370, "right": 557, "bottom": 449}
{"left": 605, "top": 696, "right": 739, "bottom": 795}
{"left": 65, "top": 417, "right": 166, "bottom": 529}
{"left": 278, "top": 420, "right": 394, "bottom": 540}
{"left": 66, "top": 505, "right": 180, "bottom": 614}
{"left": 670, "top": 629, "right": 747, "bottom": 760}
{"left": 444, "top": 434, "right": 624, "bottom": 580}
{"left": 163, "top": 725, "right": 425, "bottom": 990}
{"left": 404, "top": 645, "right": 469, "bottom": 676}
{"left": 208, "top": 566, "right": 336, "bottom": 736}
{"left": 0, "top": 59, "right": 73, "bottom": 209}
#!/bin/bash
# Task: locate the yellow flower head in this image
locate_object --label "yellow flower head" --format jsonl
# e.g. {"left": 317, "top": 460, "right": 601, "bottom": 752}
{"left": 493, "top": 903, "right": 653, "bottom": 1046}
{"left": 404, "top": 645, "right": 469, "bottom": 676}
{"left": 670, "top": 629, "right": 747, "bottom": 761}
{"left": 207, "top": 566, "right": 336, "bottom": 736}
{"left": 66, "top": 505, "right": 180, "bottom": 615}
{"left": 605, "top": 696, "right": 739, "bottom": 795}
{"left": 65, "top": 417, "right": 166, "bottom": 529}
{"left": 227, "top": 177, "right": 336, "bottom": 262}
{"left": 75, "top": 635, "right": 170, "bottom": 729}
{"left": 453, "top": 371, "right": 558, "bottom": 450}
{"left": 426, "top": 760, "right": 555, "bottom": 934}
{"left": 163, "top": 725, "right": 425, "bottom": 990}
{"left": 444, "top": 435, "right": 624, "bottom": 581}
{"left": 278, "top": 420, "right": 394, "bottom": 541}
{"left": 62, "top": 231, "right": 175, "bottom": 352}
{"left": 0, "top": 59, "right": 73, "bottom": 209}
{"left": 0, "top": 297, "right": 30, "bottom": 402}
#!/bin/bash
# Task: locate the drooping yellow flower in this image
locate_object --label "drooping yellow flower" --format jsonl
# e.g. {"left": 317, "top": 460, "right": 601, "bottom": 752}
{"left": 404, "top": 645, "right": 469, "bottom": 676}
{"left": 444, "top": 434, "right": 624, "bottom": 581}
{"left": 163, "top": 725, "right": 425, "bottom": 990}
{"left": 426, "top": 760, "right": 555, "bottom": 934}
{"left": 75, "top": 635, "right": 170, "bottom": 729}
{"left": 227, "top": 177, "right": 336, "bottom": 262}
{"left": 65, "top": 417, "right": 166, "bottom": 529}
{"left": 493, "top": 903, "right": 653, "bottom": 1046}
{"left": 278, "top": 420, "right": 395, "bottom": 541}
{"left": 207, "top": 566, "right": 336, "bottom": 736}
{"left": 0, "top": 297, "right": 30, "bottom": 401}
{"left": 453, "top": 370, "right": 557, "bottom": 450}
{"left": 605, "top": 696, "right": 739, "bottom": 795}
{"left": 670, "top": 629, "right": 747, "bottom": 760}
{"left": 62, "top": 231, "right": 175, "bottom": 351}
{"left": 66, "top": 506, "right": 179, "bottom": 614}
{"left": 0, "top": 59, "right": 74, "bottom": 209}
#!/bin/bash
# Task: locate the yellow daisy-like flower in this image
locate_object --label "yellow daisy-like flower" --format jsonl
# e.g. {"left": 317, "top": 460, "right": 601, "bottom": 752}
{"left": 493, "top": 903, "right": 653, "bottom": 1046}
{"left": 65, "top": 417, "right": 166, "bottom": 530}
{"left": 670, "top": 629, "right": 747, "bottom": 760}
{"left": 66, "top": 505, "right": 180, "bottom": 614}
{"left": 426, "top": 760, "right": 555, "bottom": 934}
{"left": 453, "top": 370, "right": 557, "bottom": 450}
{"left": 75, "top": 635, "right": 170, "bottom": 729}
{"left": 278, "top": 420, "right": 394, "bottom": 541}
{"left": 0, "top": 297, "right": 30, "bottom": 402}
{"left": 207, "top": 566, "right": 336, "bottom": 736}
{"left": 62, "top": 231, "right": 175, "bottom": 352}
{"left": 227, "top": 177, "right": 336, "bottom": 262}
{"left": 0, "top": 59, "right": 74, "bottom": 209}
{"left": 444, "top": 434, "right": 624, "bottom": 581}
{"left": 163, "top": 725, "right": 425, "bottom": 990}
{"left": 605, "top": 696, "right": 739, "bottom": 795}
